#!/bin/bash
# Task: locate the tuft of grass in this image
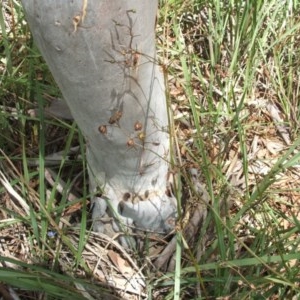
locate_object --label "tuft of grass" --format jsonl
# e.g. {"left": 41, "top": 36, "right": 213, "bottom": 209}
{"left": 155, "top": 0, "right": 300, "bottom": 299}
{"left": 156, "top": 0, "right": 300, "bottom": 298}
{"left": 0, "top": 256, "right": 117, "bottom": 299}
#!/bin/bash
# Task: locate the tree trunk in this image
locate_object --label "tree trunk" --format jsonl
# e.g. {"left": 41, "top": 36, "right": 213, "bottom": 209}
{"left": 22, "top": 0, "right": 176, "bottom": 238}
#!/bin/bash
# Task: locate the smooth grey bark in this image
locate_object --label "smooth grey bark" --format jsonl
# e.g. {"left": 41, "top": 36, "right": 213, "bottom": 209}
{"left": 22, "top": 0, "right": 176, "bottom": 237}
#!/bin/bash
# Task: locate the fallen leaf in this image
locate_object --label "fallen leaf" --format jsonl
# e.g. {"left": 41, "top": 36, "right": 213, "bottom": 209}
{"left": 108, "top": 250, "right": 132, "bottom": 275}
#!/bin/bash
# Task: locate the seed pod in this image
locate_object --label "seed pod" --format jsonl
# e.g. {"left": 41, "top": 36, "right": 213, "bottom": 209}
{"left": 137, "top": 131, "right": 146, "bottom": 142}
{"left": 132, "top": 52, "right": 140, "bottom": 68}
{"left": 127, "top": 138, "right": 135, "bottom": 147}
{"left": 123, "top": 192, "right": 131, "bottom": 201}
{"left": 109, "top": 110, "right": 122, "bottom": 124}
{"left": 134, "top": 121, "right": 143, "bottom": 131}
{"left": 98, "top": 125, "right": 107, "bottom": 134}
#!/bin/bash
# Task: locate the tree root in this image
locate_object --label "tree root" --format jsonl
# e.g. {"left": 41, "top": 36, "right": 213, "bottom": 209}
{"left": 154, "top": 168, "right": 210, "bottom": 271}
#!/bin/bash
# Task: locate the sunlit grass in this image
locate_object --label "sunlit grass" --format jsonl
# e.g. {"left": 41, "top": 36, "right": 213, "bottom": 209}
{"left": 1, "top": 0, "right": 300, "bottom": 299}
{"left": 157, "top": 0, "right": 300, "bottom": 298}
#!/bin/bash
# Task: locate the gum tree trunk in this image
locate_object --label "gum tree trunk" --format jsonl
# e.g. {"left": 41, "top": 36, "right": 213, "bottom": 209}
{"left": 22, "top": 0, "right": 176, "bottom": 237}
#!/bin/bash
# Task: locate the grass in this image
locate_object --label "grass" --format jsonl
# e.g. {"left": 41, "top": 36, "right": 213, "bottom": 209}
{"left": 1, "top": 0, "right": 300, "bottom": 299}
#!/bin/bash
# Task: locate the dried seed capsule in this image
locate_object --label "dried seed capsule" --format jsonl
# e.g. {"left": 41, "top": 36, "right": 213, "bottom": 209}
{"left": 98, "top": 125, "right": 107, "bottom": 134}
{"left": 123, "top": 192, "right": 131, "bottom": 201}
{"left": 132, "top": 52, "right": 140, "bottom": 68}
{"left": 109, "top": 110, "right": 122, "bottom": 124}
{"left": 134, "top": 121, "right": 143, "bottom": 131}
{"left": 137, "top": 131, "right": 146, "bottom": 142}
{"left": 127, "top": 138, "right": 135, "bottom": 147}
